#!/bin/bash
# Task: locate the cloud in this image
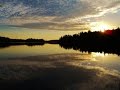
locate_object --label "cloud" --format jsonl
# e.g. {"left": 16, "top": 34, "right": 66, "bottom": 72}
{"left": 13, "top": 22, "right": 90, "bottom": 31}
{"left": 0, "top": 0, "right": 120, "bottom": 30}
{"left": 1, "top": 16, "right": 57, "bottom": 25}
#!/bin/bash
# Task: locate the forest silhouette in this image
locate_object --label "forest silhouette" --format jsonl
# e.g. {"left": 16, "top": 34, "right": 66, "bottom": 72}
{"left": 1, "top": 28, "right": 120, "bottom": 55}
{"left": 59, "top": 27, "right": 120, "bottom": 55}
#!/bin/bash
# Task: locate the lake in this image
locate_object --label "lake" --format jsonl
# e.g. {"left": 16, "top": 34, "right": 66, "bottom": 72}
{"left": 0, "top": 44, "right": 120, "bottom": 90}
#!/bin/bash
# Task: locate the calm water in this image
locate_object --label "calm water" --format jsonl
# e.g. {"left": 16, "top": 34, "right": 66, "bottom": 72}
{"left": 0, "top": 44, "right": 120, "bottom": 89}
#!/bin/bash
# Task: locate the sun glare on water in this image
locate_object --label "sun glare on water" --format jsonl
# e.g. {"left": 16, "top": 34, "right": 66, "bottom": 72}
{"left": 91, "top": 22, "right": 111, "bottom": 32}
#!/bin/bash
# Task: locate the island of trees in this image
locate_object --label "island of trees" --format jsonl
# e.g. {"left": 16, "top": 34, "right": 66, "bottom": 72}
{"left": 0, "top": 37, "right": 45, "bottom": 48}
{"left": 0, "top": 36, "right": 59, "bottom": 48}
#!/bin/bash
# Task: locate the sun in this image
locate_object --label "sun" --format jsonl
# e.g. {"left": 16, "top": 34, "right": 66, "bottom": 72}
{"left": 91, "top": 22, "right": 111, "bottom": 32}
{"left": 98, "top": 23, "right": 110, "bottom": 32}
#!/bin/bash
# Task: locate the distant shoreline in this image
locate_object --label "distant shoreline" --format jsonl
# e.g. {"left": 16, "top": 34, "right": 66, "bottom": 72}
{"left": 1, "top": 28, "right": 120, "bottom": 55}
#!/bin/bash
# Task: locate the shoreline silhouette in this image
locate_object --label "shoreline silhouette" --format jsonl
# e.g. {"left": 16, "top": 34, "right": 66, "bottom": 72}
{"left": 1, "top": 27, "right": 120, "bottom": 55}
{"left": 59, "top": 28, "right": 120, "bottom": 55}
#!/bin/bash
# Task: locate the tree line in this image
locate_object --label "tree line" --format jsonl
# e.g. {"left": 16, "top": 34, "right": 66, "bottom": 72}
{"left": 59, "top": 27, "right": 120, "bottom": 55}
{"left": 0, "top": 37, "right": 45, "bottom": 48}
{"left": 1, "top": 27, "right": 120, "bottom": 55}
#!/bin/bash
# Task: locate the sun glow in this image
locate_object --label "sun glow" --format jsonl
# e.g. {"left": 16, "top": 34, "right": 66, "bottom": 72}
{"left": 91, "top": 22, "right": 111, "bottom": 32}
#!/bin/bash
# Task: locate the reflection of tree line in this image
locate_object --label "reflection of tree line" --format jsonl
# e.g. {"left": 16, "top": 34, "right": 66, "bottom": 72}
{"left": 59, "top": 28, "right": 120, "bottom": 55}
{"left": 1, "top": 28, "right": 120, "bottom": 55}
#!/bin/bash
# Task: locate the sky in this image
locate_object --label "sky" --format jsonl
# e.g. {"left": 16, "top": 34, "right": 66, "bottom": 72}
{"left": 0, "top": 0, "right": 120, "bottom": 40}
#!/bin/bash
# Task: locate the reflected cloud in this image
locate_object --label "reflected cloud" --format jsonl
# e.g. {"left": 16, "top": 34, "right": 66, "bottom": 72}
{"left": 0, "top": 53, "right": 119, "bottom": 89}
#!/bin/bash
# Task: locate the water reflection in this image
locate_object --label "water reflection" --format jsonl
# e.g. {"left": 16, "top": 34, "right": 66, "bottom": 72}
{"left": 0, "top": 44, "right": 120, "bottom": 89}
{"left": 0, "top": 44, "right": 80, "bottom": 59}
{"left": 59, "top": 41, "right": 120, "bottom": 56}
{"left": 0, "top": 53, "right": 119, "bottom": 89}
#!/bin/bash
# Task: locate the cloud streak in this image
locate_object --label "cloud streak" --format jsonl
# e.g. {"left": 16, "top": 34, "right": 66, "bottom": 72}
{"left": 14, "top": 22, "right": 89, "bottom": 31}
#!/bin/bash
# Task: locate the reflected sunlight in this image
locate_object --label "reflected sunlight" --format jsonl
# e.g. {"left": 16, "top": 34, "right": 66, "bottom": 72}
{"left": 92, "top": 52, "right": 106, "bottom": 57}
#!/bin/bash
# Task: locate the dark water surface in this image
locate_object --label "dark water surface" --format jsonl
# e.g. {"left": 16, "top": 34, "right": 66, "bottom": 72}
{"left": 0, "top": 44, "right": 120, "bottom": 90}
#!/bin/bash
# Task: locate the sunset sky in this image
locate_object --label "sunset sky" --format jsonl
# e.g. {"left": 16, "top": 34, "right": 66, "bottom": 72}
{"left": 0, "top": 0, "right": 120, "bottom": 40}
